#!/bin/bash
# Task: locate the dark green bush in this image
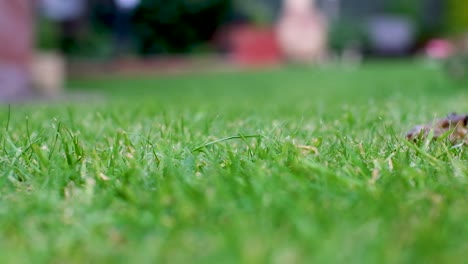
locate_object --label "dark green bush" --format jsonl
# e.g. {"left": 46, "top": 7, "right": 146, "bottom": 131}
{"left": 36, "top": 18, "right": 60, "bottom": 51}
{"left": 133, "top": 0, "right": 233, "bottom": 55}
{"left": 328, "top": 20, "right": 368, "bottom": 53}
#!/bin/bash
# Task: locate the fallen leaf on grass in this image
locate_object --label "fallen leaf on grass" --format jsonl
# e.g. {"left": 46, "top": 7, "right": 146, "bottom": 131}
{"left": 297, "top": 145, "right": 319, "bottom": 155}
{"left": 406, "top": 113, "right": 468, "bottom": 144}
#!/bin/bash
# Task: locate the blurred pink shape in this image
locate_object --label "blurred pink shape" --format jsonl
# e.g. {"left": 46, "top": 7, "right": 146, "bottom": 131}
{"left": 425, "top": 39, "right": 454, "bottom": 59}
{"left": 0, "top": 0, "right": 33, "bottom": 66}
{"left": 276, "top": 0, "right": 327, "bottom": 63}
{"left": 0, "top": 0, "right": 34, "bottom": 100}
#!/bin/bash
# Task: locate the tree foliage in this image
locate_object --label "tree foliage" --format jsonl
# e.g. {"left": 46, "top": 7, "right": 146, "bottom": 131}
{"left": 133, "top": 0, "right": 233, "bottom": 54}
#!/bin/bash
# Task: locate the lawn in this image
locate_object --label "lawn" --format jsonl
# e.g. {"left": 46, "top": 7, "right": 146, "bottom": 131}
{"left": 0, "top": 62, "right": 466, "bottom": 263}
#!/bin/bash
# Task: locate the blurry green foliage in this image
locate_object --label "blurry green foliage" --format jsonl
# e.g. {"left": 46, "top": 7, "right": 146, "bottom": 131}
{"left": 36, "top": 2, "right": 114, "bottom": 58}
{"left": 36, "top": 0, "right": 233, "bottom": 56}
{"left": 446, "top": 0, "right": 468, "bottom": 34}
{"left": 386, "top": 0, "right": 422, "bottom": 18}
{"left": 36, "top": 18, "right": 60, "bottom": 51}
{"left": 233, "top": 0, "right": 274, "bottom": 26}
{"left": 133, "top": 0, "right": 233, "bottom": 54}
{"left": 328, "top": 20, "right": 368, "bottom": 53}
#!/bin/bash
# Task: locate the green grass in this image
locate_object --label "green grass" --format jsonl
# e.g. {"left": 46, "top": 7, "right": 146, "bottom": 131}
{"left": 0, "top": 62, "right": 467, "bottom": 263}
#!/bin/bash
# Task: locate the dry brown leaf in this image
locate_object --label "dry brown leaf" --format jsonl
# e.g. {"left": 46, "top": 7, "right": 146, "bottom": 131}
{"left": 406, "top": 113, "right": 468, "bottom": 144}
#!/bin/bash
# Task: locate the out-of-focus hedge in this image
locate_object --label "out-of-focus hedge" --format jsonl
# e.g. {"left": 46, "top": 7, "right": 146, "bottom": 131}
{"left": 447, "top": 0, "right": 468, "bottom": 34}
{"left": 36, "top": 0, "right": 234, "bottom": 56}
{"left": 133, "top": 0, "right": 233, "bottom": 54}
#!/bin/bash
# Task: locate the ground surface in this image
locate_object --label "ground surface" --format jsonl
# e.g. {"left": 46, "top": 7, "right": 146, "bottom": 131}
{"left": 0, "top": 62, "right": 466, "bottom": 263}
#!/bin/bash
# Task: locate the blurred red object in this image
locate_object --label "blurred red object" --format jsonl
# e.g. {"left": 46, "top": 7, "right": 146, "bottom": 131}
{"left": 228, "top": 25, "right": 281, "bottom": 66}
{"left": 425, "top": 39, "right": 454, "bottom": 59}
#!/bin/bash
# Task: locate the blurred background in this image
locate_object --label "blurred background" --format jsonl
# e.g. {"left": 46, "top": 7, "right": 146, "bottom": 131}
{"left": 0, "top": 0, "right": 467, "bottom": 100}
